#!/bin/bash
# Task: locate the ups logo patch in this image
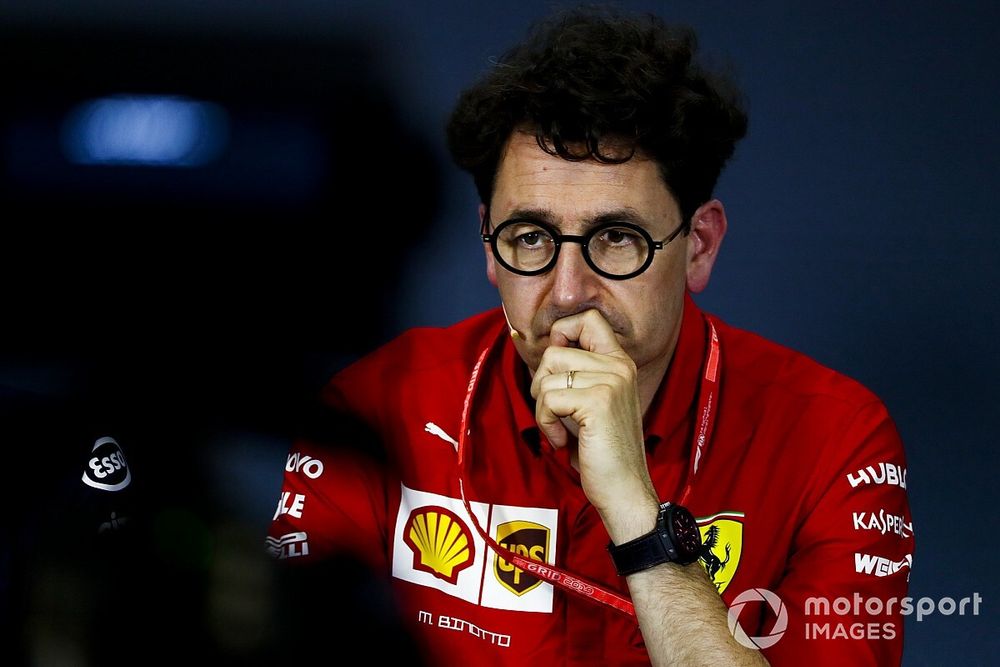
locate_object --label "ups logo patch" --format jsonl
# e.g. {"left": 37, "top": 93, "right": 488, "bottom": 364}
{"left": 494, "top": 520, "right": 549, "bottom": 596}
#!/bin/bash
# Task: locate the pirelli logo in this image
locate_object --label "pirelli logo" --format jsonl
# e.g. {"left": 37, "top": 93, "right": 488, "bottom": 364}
{"left": 266, "top": 531, "right": 309, "bottom": 560}
{"left": 392, "top": 484, "right": 558, "bottom": 613}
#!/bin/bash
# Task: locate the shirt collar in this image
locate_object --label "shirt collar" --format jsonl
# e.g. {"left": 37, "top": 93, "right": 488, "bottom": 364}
{"left": 500, "top": 292, "right": 707, "bottom": 452}
{"left": 641, "top": 292, "right": 707, "bottom": 450}
{"left": 500, "top": 326, "right": 541, "bottom": 447}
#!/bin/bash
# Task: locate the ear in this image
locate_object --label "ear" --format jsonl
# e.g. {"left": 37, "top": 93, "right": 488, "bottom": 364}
{"left": 685, "top": 199, "right": 727, "bottom": 293}
{"left": 480, "top": 203, "right": 498, "bottom": 286}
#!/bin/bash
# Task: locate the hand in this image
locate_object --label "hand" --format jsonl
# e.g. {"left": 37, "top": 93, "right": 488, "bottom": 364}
{"left": 529, "top": 310, "right": 659, "bottom": 541}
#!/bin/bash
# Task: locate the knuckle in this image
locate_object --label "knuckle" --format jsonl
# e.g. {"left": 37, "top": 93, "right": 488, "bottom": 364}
{"left": 595, "top": 383, "right": 615, "bottom": 401}
{"left": 539, "top": 345, "right": 561, "bottom": 368}
{"left": 534, "top": 396, "right": 549, "bottom": 420}
{"left": 607, "top": 373, "right": 627, "bottom": 391}
{"left": 614, "top": 357, "right": 636, "bottom": 380}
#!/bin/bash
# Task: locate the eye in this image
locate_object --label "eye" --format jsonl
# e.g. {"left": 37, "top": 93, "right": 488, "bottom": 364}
{"left": 517, "top": 231, "right": 545, "bottom": 247}
{"left": 505, "top": 223, "right": 553, "bottom": 250}
{"left": 597, "top": 226, "right": 641, "bottom": 247}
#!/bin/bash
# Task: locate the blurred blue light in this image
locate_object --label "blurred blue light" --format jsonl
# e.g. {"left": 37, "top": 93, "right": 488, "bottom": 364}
{"left": 62, "top": 94, "right": 229, "bottom": 167}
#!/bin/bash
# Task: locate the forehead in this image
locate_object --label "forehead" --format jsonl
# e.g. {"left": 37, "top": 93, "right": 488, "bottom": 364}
{"left": 490, "top": 132, "right": 678, "bottom": 223}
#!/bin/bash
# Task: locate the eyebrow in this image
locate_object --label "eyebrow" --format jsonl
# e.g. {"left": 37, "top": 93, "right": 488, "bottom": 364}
{"left": 501, "top": 207, "right": 655, "bottom": 231}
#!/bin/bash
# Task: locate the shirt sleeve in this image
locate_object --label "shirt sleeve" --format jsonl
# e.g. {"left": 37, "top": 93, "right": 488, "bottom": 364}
{"left": 762, "top": 400, "right": 913, "bottom": 666}
{"left": 265, "top": 398, "right": 392, "bottom": 573}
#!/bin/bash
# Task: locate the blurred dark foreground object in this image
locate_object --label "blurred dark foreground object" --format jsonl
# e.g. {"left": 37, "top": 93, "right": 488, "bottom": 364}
{"left": 2, "top": 355, "right": 427, "bottom": 666}
{"left": 1, "top": 15, "right": 440, "bottom": 666}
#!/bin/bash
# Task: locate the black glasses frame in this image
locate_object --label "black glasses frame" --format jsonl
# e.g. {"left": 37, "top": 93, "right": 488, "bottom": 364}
{"left": 481, "top": 217, "right": 688, "bottom": 280}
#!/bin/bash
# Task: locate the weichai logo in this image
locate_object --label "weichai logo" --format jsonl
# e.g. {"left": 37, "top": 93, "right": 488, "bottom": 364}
{"left": 855, "top": 552, "right": 912, "bottom": 578}
{"left": 494, "top": 520, "right": 549, "bottom": 596}
{"left": 403, "top": 506, "right": 475, "bottom": 585}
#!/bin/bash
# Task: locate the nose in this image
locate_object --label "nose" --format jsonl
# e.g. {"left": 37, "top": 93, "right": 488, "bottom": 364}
{"left": 548, "top": 242, "right": 602, "bottom": 311}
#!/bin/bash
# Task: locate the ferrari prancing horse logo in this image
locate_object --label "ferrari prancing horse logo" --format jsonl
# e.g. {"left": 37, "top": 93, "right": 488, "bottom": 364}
{"left": 697, "top": 511, "right": 744, "bottom": 594}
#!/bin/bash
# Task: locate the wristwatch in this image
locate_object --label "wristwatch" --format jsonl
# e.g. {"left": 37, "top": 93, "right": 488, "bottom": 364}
{"left": 606, "top": 502, "right": 704, "bottom": 576}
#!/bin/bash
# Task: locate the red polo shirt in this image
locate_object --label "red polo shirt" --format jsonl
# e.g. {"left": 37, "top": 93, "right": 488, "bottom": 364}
{"left": 269, "top": 294, "right": 912, "bottom": 665}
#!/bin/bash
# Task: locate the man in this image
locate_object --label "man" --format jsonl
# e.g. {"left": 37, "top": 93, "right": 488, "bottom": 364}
{"left": 269, "top": 8, "right": 912, "bottom": 665}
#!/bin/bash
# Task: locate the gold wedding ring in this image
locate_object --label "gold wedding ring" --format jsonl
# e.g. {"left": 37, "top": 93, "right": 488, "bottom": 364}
{"left": 566, "top": 370, "right": 576, "bottom": 389}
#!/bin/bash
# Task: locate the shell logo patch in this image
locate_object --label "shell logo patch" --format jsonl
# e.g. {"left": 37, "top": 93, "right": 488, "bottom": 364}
{"left": 403, "top": 506, "right": 475, "bottom": 585}
{"left": 697, "top": 511, "right": 744, "bottom": 594}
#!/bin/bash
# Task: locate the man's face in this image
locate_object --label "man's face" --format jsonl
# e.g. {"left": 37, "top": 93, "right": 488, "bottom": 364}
{"left": 485, "top": 132, "right": 690, "bottom": 377}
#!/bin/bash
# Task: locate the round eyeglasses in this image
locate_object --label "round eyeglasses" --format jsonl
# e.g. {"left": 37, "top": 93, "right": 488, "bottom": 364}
{"left": 482, "top": 217, "right": 688, "bottom": 280}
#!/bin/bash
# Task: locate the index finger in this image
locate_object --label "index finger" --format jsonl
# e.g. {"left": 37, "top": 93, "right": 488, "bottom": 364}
{"left": 549, "top": 309, "right": 627, "bottom": 358}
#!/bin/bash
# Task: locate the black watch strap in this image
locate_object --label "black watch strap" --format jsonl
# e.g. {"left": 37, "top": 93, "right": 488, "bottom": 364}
{"left": 607, "top": 528, "right": 672, "bottom": 576}
{"left": 606, "top": 502, "right": 703, "bottom": 575}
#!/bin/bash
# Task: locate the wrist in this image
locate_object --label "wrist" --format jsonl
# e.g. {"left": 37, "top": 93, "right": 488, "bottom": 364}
{"left": 600, "top": 493, "right": 660, "bottom": 545}
{"left": 606, "top": 501, "right": 705, "bottom": 576}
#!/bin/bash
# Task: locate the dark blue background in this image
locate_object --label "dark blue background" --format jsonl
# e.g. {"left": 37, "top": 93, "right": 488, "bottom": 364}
{"left": 2, "top": 1, "right": 996, "bottom": 663}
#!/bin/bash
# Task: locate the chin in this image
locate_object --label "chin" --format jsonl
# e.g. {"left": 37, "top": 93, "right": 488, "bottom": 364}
{"left": 513, "top": 339, "right": 542, "bottom": 370}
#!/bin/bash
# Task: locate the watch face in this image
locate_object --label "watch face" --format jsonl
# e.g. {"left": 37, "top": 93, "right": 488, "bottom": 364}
{"left": 669, "top": 506, "right": 703, "bottom": 562}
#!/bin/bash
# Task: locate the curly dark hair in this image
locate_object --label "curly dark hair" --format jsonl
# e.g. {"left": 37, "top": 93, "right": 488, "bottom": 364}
{"left": 446, "top": 6, "right": 748, "bottom": 225}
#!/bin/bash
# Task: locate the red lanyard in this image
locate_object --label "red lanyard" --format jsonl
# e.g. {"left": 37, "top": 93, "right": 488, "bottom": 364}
{"left": 457, "top": 314, "right": 722, "bottom": 618}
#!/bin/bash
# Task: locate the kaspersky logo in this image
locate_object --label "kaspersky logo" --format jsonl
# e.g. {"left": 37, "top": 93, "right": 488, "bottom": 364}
{"left": 494, "top": 520, "right": 549, "bottom": 596}
{"left": 403, "top": 506, "right": 475, "bottom": 585}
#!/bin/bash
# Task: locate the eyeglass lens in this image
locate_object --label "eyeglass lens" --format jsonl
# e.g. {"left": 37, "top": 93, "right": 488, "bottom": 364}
{"left": 495, "top": 222, "right": 650, "bottom": 277}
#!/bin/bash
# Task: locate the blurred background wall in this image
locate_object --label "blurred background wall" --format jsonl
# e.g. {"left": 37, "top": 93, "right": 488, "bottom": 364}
{"left": 0, "top": 1, "right": 996, "bottom": 664}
